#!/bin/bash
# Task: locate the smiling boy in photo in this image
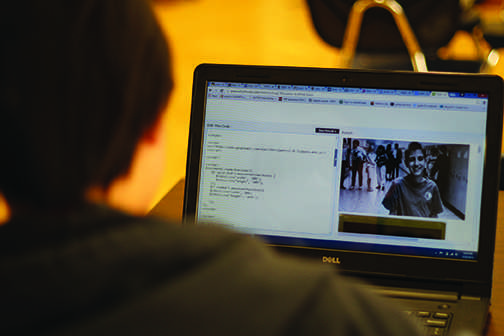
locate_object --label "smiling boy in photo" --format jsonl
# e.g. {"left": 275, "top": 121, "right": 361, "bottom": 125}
{"left": 382, "top": 142, "right": 444, "bottom": 218}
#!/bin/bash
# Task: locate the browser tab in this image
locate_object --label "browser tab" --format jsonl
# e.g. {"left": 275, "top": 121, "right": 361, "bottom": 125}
{"left": 431, "top": 91, "right": 448, "bottom": 97}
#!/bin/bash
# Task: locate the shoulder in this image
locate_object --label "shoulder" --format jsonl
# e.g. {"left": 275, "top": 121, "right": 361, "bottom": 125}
{"left": 284, "top": 273, "right": 421, "bottom": 335}
{"left": 385, "top": 177, "right": 406, "bottom": 197}
{"left": 422, "top": 178, "right": 440, "bottom": 192}
{"left": 0, "top": 207, "right": 421, "bottom": 335}
{"left": 425, "top": 178, "right": 438, "bottom": 187}
{"left": 392, "top": 177, "right": 406, "bottom": 187}
{"left": 72, "top": 214, "right": 419, "bottom": 335}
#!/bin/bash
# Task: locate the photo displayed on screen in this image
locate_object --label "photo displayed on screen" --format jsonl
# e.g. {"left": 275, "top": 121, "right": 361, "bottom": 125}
{"left": 339, "top": 138, "right": 469, "bottom": 221}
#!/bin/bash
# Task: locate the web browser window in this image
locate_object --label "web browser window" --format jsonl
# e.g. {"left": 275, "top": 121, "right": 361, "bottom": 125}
{"left": 196, "top": 81, "right": 488, "bottom": 261}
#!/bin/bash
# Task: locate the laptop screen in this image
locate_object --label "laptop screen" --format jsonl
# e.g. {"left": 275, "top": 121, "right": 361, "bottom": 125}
{"left": 185, "top": 65, "right": 502, "bottom": 269}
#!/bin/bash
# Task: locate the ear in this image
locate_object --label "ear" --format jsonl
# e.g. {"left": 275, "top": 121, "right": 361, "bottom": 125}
{"left": 140, "top": 114, "right": 165, "bottom": 145}
{"left": 101, "top": 111, "right": 168, "bottom": 215}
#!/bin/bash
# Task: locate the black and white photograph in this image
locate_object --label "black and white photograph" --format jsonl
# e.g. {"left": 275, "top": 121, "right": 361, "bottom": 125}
{"left": 339, "top": 138, "right": 469, "bottom": 220}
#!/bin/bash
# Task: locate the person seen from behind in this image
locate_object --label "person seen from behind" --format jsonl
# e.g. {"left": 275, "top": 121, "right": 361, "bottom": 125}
{"left": 0, "top": 1, "right": 421, "bottom": 334}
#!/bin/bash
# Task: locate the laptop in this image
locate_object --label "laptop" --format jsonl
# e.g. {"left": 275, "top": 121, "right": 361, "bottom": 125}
{"left": 181, "top": 63, "right": 503, "bottom": 335}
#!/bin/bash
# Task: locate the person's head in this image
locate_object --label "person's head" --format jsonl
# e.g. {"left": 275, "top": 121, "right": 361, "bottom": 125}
{"left": 430, "top": 147, "right": 439, "bottom": 158}
{"left": 352, "top": 139, "right": 360, "bottom": 148}
{"left": 404, "top": 142, "right": 426, "bottom": 178}
{"left": 0, "top": 0, "right": 173, "bottom": 214}
{"left": 427, "top": 157, "right": 436, "bottom": 174}
{"left": 377, "top": 145, "right": 386, "bottom": 154}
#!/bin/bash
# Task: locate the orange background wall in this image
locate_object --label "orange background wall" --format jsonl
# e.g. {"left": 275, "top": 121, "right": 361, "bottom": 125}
{"left": 151, "top": 0, "right": 504, "bottom": 209}
{"left": 2, "top": 0, "right": 504, "bottom": 222}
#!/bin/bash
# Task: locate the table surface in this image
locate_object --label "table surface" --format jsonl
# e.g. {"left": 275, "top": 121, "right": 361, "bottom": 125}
{"left": 150, "top": 181, "right": 504, "bottom": 335}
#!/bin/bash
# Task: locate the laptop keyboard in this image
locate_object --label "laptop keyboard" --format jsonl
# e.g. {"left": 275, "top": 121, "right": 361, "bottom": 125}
{"left": 404, "top": 310, "right": 452, "bottom": 336}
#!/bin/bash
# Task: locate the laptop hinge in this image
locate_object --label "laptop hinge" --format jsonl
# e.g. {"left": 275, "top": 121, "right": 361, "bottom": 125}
{"left": 460, "top": 295, "right": 482, "bottom": 301}
{"left": 367, "top": 285, "right": 459, "bottom": 302}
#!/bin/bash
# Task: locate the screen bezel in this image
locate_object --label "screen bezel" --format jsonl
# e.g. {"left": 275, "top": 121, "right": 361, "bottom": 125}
{"left": 184, "top": 64, "right": 503, "bottom": 294}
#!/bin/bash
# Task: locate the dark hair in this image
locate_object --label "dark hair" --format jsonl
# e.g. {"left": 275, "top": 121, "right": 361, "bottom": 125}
{"left": 376, "top": 145, "right": 385, "bottom": 154}
{"left": 0, "top": 0, "right": 173, "bottom": 208}
{"left": 404, "top": 142, "right": 425, "bottom": 162}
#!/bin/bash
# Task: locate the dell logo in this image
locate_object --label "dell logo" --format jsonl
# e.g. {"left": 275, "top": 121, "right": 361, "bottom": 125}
{"left": 322, "top": 256, "right": 341, "bottom": 264}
